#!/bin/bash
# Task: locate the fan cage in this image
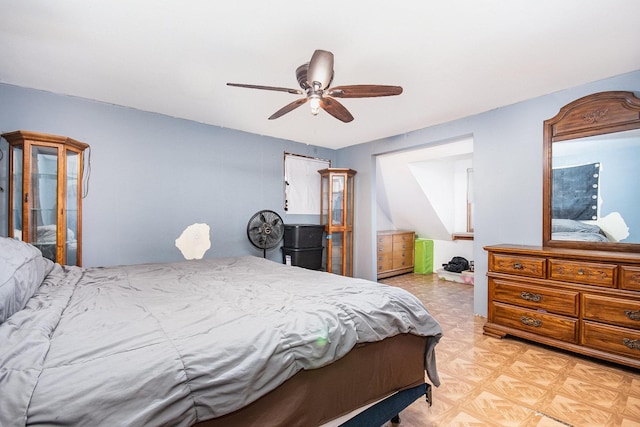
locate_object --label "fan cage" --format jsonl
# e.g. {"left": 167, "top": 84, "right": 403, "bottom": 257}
{"left": 246, "top": 210, "right": 284, "bottom": 256}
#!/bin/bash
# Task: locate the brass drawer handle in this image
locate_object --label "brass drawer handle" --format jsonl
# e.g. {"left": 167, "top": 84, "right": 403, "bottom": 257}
{"left": 521, "top": 291, "right": 542, "bottom": 302}
{"left": 520, "top": 316, "right": 542, "bottom": 327}
{"left": 577, "top": 269, "right": 585, "bottom": 275}
{"left": 623, "top": 338, "right": 640, "bottom": 350}
{"left": 513, "top": 263, "right": 524, "bottom": 270}
{"left": 625, "top": 310, "right": 640, "bottom": 321}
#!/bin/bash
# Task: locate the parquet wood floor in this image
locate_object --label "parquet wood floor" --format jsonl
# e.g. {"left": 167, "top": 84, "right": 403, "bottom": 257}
{"left": 379, "top": 273, "right": 640, "bottom": 427}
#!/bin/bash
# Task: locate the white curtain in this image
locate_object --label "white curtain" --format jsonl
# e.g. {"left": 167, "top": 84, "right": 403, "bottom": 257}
{"left": 284, "top": 154, "right": 330, "bottom": 215}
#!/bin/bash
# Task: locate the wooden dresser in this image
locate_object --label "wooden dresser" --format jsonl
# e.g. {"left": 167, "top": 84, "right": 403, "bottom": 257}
{"left": 377, "top": 231, "right": 415, "bottom": 279}
{"left": 484, "top": 244, "right": 640, "bottom": 369}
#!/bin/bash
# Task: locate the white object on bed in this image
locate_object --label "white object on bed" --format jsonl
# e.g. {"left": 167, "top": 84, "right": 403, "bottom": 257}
{"left": 596, "top": 212, "right": 630, "bottom": 242}
{"left": 175, "top": 222, "right": 211, "bottom": 259}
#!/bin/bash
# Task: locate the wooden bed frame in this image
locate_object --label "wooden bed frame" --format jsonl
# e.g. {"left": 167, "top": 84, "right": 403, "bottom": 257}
{"left": 195, "top": 333, "right": 433, "bottom": 426}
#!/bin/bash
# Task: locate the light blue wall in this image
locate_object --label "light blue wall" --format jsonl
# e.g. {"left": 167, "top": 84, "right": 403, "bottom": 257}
{"left": 336, "top": 70, "right": 640, "bottom": 316}
{"left": 2, "top": 71, "right": 639, "bottom": 317}
{"left": 0, "top": 83, "right": 336, "bottom": 266}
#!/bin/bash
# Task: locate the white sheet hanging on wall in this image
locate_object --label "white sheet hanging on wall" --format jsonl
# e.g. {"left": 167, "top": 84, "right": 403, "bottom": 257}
{"left": 175, "top": 223, "right": 211, "bottom": 259}
{"left": 284, "top": 154, "right": 330, "bottom": 215}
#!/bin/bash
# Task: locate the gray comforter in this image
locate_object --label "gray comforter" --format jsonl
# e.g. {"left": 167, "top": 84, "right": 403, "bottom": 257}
{"left": 0, "top": 256, "right": 442, "bottom": 426}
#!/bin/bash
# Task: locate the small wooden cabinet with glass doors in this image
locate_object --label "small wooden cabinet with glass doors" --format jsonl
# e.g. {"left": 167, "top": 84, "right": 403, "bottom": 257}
{"left": 319, "top": 168, "right": 356, "bottom": 276}
{"left": 3, "top": 130, "right": 89, "bottom": 266}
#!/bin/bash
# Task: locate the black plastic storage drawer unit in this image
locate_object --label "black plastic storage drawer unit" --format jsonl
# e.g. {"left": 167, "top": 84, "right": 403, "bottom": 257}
{"left": 282, "top": 224, "right": 325, "bottom": 270}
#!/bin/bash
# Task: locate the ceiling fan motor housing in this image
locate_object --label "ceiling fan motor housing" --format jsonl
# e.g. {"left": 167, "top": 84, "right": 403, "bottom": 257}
{"left": 296, "top": 63, "right": 310, "bottom": 90}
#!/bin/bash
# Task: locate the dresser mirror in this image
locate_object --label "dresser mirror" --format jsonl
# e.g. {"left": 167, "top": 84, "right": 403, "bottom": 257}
{"left": 543, "top": 91, "right": 640, "bottom": 252}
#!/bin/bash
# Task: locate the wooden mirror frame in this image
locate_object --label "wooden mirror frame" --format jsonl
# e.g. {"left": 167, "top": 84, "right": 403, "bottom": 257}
{"left": 543, "top": 91, "right": 640, "bottom": 252}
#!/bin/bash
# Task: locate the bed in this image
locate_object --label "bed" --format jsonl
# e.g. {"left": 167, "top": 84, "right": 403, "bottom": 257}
{"left": 0, "top": 237, "right": 442, "bottom": 426}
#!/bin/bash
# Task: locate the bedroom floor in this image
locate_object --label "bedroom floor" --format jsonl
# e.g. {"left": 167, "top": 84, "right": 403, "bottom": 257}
{"left": 380, "top": 273, "right": 640, "bottom": 427}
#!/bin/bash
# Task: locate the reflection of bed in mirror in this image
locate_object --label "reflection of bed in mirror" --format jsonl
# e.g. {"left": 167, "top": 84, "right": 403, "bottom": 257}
{"left": 551, "top": 219, "right": 609, "bottom": 242}
{"left": 551, "top": 214, "right": 630, "bottom": 243}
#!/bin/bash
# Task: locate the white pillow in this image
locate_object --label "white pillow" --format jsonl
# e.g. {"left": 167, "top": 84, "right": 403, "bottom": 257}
{"left": 596, "top": 212, "right": 630, "bottom": 243}
{"left": 0, "top": 237, "right": 54, "bottom": 323}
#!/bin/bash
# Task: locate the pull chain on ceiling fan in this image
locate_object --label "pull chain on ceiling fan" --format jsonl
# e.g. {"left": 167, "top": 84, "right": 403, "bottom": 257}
{"left": 227, "top": 50, "right": 403, "bottom": 123}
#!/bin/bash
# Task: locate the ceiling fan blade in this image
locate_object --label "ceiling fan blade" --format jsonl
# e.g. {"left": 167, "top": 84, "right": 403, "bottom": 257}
{"left": 268, "top": 98, "right": 308, "bottom": 120}
{"left": 307, "top": 50, "right": 334, "bottom": 90}
{"left": 320, "top": 97, "right": 354, "bottom": 123}
{"left": 227, "top": 83, "right": 303, "bottom": 95}
{"left": 327, "top": 85, "right": 403, "bottom": 98}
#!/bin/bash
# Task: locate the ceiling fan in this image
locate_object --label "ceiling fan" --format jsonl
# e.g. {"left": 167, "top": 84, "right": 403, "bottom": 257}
{"left": 227, "top": 50, "right": 403, "bottom": 123}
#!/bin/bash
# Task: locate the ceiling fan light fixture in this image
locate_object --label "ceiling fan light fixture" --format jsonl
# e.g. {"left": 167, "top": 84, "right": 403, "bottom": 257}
{"left": 309, "top": 94, "right": 321, "bottom": 115}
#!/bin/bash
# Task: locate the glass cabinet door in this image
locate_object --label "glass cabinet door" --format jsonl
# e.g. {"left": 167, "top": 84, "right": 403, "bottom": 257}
{"left": 66, "top": 149, "right": 80, "bottom": 266}
{"left": 321, "top": 174, "right": 329, "bottom": 225}
{"left": 29, "top": 144, "right": 59, "bottom": 261}
{"left": 346, "top": 173, "right": 354, "bottom": 227}
{"left": 10, "top": 145, "right": 23, "bottom": 240}
{"left": 331, "top": 175, "right": 345, "bottom": 225}
{"left": 330, "top": 231, "right": 344, "bottom": 274}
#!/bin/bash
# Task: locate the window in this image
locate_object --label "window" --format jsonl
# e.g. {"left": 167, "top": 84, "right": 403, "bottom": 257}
{"left": 283, "top": 153, "right": 330, "bottom": 215}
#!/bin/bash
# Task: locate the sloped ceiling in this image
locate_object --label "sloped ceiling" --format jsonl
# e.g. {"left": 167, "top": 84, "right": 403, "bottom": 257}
{"left": 1, "top": 1, "right": 639, "bottom": 149}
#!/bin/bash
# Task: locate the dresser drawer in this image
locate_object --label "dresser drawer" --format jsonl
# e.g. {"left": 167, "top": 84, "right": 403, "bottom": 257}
{"left": 491, "top": 302, "right": 578, "bottom": 343}
{"left": 582, "top": 321, "right": 640, "bottom": 360}
{"left": 583, "top": 294, "right": 640, "bottom": 329}
{"left": 489, "top": 254, "right": 546, "bottom": 278}
{"left": 393, "top": 251, "right": 412, "bottom": 268}
{"left": 621, "top": 265, "right": 640, "bottom": 291}
{"left": 490, "top": 278, "right": 579, "bottom": 317}
{"left": 377, "top": 235, "right": 393, "bottom": 254}
{"left": 392, "top": 247, "right": 413, "bottom": 261}
{"left": 377, "top": 254, "right": 393, "bottom": 272}
{"left": 549, "top": 259, "right": 616, "bottom": 288}
{"left": 392, "top": 233, "right": 414, "bottom": 250}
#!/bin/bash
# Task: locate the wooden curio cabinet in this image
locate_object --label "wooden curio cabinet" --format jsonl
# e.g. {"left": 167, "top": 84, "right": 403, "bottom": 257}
{"left": 319, "top": 168, "right": 356, "bottom": 276}
{"left": 3, "top": 131, "right": 89, "bottom": 266}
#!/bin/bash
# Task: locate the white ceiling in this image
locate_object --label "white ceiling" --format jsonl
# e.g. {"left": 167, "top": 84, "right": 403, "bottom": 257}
{"left": 1, "top": 1, "right": 639, "bottom": 150}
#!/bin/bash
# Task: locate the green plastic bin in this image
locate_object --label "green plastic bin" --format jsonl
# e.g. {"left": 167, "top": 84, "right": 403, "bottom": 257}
{"left": 414, "top": 238, "right": 434, "bottom": 274}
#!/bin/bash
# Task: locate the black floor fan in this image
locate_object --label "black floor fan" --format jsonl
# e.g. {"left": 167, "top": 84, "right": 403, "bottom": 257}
{"left": 246, "top": 210, "right": 284, "bottom": 258}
